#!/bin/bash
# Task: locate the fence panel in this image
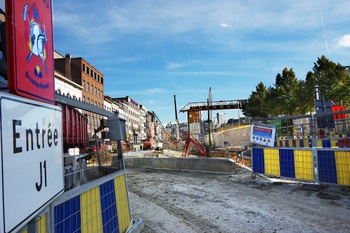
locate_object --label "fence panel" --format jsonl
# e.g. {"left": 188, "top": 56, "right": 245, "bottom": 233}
{"left": 252, "top": 147, "right": 350, "bottom": 186}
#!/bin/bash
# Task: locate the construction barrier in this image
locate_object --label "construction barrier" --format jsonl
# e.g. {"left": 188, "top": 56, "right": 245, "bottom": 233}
{"left": 274, "top": 137, "right": 350, "bottom": 148}
{"left": 17, "top": 169, "right": 135, "bottom": 233}
{"left": 252, "top": 147, "right": 350, "bottom": 186}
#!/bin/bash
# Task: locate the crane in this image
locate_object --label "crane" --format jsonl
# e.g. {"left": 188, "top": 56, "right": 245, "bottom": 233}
{"left": 174, "top": 95, "right": 180, "bottom": 142}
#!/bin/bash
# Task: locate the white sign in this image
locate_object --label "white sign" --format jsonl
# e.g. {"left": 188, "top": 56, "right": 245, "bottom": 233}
{"left": 0, "top": 93, "right": 63, "bottom": 233}
{"left": 250, "top": 123, "right": 276, "bottom": 147}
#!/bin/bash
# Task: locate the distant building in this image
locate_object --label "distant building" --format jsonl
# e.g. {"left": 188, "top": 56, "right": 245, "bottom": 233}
{"left": 55, "top": 53, "right": 105, "bottom": 139}
{"left": 113, "top": 96, "right": 142, "bottom": 145}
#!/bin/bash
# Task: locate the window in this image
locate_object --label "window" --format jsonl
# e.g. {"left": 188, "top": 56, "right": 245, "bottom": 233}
{"left": 91, "top": 84, "right": 94, "bottom": 94}
{"left": 87, "top": 97, "right": 90, "bottom": 104}
{"left": 98, "top": 89, "right": 100, "bottom": 98}
{"left": 87, "top": 82, "right": 90, "bottom": 92}
{"left": 82, "top": 79, "right": 85, "bottom": 89}
{"left": 83, "top": 95, "right": 85, "bottom": 102}
{"left": 95, "top": 87, "right": 97, "bottom": 96}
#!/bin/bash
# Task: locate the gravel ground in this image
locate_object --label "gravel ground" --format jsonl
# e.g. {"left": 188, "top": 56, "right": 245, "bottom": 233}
{"left": 126, "top": 167, "right": 350, "bottom": 233}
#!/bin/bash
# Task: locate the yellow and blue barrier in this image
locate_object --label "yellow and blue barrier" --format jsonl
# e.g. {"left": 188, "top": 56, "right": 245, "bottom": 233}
{"left": 252, "top": 147, "right": 350, "bottom": 186}
{"left": 17, "top": 169, "right": 133, "bottom": 233}
{"left": 317, "top": 150, "right": 350, "bottom": 186}
{"left": 53, "top": 171, "right": 131, "bottom": 233}
{"left": 275, "top": 136, "right": 350, "bottom": 148}
{"left": 252, "top": 148, "right": 314, "bottom": 182}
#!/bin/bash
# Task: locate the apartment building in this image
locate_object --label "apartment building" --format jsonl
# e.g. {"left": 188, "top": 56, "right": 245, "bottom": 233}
{"left": 113, "top": 96, "right": 143, "bottom": 145}
{"left": 54, "top": 51, "right": 82, "bottom": 100}
{"left": 55, "top": 53, "right": 104, "bottom": 139}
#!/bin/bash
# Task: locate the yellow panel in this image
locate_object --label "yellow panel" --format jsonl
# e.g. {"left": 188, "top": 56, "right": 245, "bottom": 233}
{"left": 281, "top": 140, "right": 286, "bottom": 147}
{"left": 330, "top": 139, "right": 339, "bottom": 148}
{"left": 80, "top": 187, "right": 103, "bottom": 233}
{"left": 316, "top": 140, "right": 323, "bottom": 148}
{"left": 37, "top": 214, "right": 47, "bottom": 233}
{"left": 263, "top": 148, "right": 280, "bottom": 176}
{"left": 114, "top": 175, "right": 131, "bottom": 233}
{"left": 295, "top": 139, "right": 300, "bottom": 148}
{"left": 294, "top": 150, "right": 314, "bottom": 181}
{"left": 335, "top": 151, "right": 350, "bottom": 186}
{"left": 303, "top": 139, "right": 309, "bottom": 148}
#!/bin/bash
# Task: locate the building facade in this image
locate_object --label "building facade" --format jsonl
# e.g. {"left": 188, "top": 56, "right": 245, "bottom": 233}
{"left": 55, "top": 53, "right": 105, "bottom": 139}
{"left": 113, "top": 96, "right": 143, "bottom": 145}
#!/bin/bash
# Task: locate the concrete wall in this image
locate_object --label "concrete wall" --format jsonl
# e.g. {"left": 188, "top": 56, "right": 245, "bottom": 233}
{"left": 124, "top": 157, "right": 239, "bottom": 174}
{"left": 212, "top": 126, "right": 251, "bottom": 147}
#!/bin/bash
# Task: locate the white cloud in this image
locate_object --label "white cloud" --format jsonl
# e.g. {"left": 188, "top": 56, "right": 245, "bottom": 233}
{"left": 337, "top": 34, "right": 350, "bottom": 47}
{"left": 219, "top": 22, "right": 231, "bottom": 28}
{"left": 166, "top": 62, "right": 185, "bottom": 69}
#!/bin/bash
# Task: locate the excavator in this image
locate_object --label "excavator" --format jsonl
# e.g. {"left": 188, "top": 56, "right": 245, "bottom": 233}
{"left": 173, "top": 95, "right": 206, "bottom": 157}
{"left": 182, "top": 133, "right": 206, "bottom": 157}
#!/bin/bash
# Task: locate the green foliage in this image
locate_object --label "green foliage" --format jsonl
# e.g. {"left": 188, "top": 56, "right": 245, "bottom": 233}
{"left": 243, "top": 55, "right": 350, "bottom": 118}
{"left": 241, "top": 82, "right": 269, "bottom": 118}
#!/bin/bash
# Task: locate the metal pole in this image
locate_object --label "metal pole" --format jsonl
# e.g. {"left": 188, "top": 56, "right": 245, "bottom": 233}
{"left": 207, "top": 98, "right": 212, "bottom": 151}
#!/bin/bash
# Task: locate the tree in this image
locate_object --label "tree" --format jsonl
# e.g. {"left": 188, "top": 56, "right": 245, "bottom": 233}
{"left": 268, "top": 68, "right": 305, "bottom": 116}
{"left": 305, "top": 55, "right": 350, "bottom": 107}
{"left": 242, "top": 82, "right": 269, "bottom": 118}
{"left": 243, "top": 55, "right": 350, "bottom": 118}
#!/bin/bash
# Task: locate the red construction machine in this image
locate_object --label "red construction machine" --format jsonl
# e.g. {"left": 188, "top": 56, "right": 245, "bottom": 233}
{"left": 182, "top": 133, "right": 207, "bottom": 158}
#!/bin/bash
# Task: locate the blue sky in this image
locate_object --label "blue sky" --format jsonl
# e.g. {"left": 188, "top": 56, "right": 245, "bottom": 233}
{"left": 4, "top": 1, "right": 350, "bottom": 125}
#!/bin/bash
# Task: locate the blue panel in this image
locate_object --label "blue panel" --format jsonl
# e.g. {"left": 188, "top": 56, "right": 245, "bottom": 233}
{"left": 252, "top": 148, "right": 264, "bottom": 174}
{"left": 54, "top": 196, "right": 81, "bottom": 233}
{"left": 285, "top": 140, "right": 289, "bottom": 147}
{"left": 299, "top": 139, "right": 304, "bottom": 148}
{"left": 292, "top": 139, "right": 296, "bottom": 147}
{"left": 318, "top": 151, "right": 337, "bottom": 184}
{"left": 100, "top": 180, "right": 119, "bottom": 233}
{"left": 279, "top": 149, "right": 295, "bottom": 178}
{"left": 322, "top": 140, "right": 331, "bottom": 148}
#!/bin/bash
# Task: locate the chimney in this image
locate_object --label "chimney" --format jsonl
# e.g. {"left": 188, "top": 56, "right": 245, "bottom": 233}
{"left": 65, "top": 53, "right": 71, "bottom": 80}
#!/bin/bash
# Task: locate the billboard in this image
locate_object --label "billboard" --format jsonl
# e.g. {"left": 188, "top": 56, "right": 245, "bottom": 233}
{"left": 6, "top": 0, "right": 55, "bottom": 104}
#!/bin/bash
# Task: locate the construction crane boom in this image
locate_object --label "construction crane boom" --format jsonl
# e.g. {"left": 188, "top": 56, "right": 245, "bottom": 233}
{"left": 174, "top": 95, "right": 180, "bottom": 141}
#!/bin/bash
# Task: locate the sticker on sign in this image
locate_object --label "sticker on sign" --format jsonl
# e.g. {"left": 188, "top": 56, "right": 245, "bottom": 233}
{"left": 0, "top": 92, "right": 63, "bottom": 233}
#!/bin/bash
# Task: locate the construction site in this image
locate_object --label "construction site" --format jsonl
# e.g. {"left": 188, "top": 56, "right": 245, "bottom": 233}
{"left": 122, "top": 92, "right": 350, "bottom": 233}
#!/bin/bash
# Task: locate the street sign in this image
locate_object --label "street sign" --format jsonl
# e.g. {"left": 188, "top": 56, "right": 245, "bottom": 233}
{"left": 0, "top": 92, "right": 63, "bottom": 233}
{"left": 250, "top": 123, "right": 276, "bottom": 147}
{"left": 7, "top": 0, "right": 55, "bottom": 104}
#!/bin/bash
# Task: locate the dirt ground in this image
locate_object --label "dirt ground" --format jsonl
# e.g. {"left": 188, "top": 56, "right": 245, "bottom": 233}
{"left": 126, "top": 167, "right": 350, "bottom": 233}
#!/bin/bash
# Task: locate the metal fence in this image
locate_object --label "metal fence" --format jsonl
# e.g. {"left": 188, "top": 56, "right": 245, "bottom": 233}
{"left": 252, "top": 109, "right": 350, "bottom": 148}
{"left": 64, "top": 152, "right": 124, "bottom": 191}
{"left": 251, "top": 110, "right": 350, "bottom": 187}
